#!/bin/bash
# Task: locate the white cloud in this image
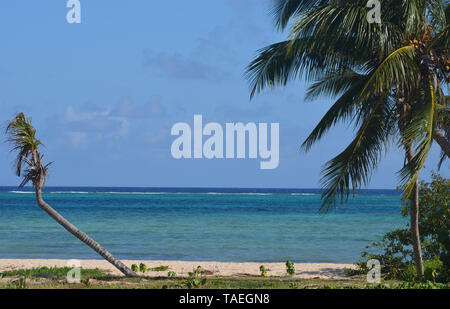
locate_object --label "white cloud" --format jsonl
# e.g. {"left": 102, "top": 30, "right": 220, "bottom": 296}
{"left": 62, "top": 105, "right": 130, "bottom": 148}
{"left": 66, "top": 131, "right": 88, "bottom": 149}
{"left": 143, "top": 49, "right": 231, "bottom": 81}
{"left": 60, "top": 97, "right": 170, "bottom": 149}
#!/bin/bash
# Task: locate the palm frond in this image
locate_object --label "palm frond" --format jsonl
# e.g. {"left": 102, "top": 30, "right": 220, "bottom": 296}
{"left": 5, "top": 113, "right": 49, "bottom": 188}
{"left": 271, "top": 0, "right": 329, "bottom": 30}
{"left": 302, "top": 73, "right": 370, "bottom": 151}
{"left": 320, "top": 96, "right": 395, "bottom": 211}
{"left": 246, "top": 35, "right": 369, "bottom": 98}
{"left": 402, "top": 0, "right": 428, "bottom": 34}
{"left": 427, "top": 24, "right": 450, "bottom": 52}
{"left": 428, "top": 0, "right": 447, "bottom": 32}
{"left": 247, "top": 0, "right": 447, "bottom": 210}
{"left": 5, "top": 113, "right": 41, "bottom": 176}
{"left": 399, "top": 79, "right": 437, "bottom": 201}
{"left": 18, "top": 157, "right": 52, "bottom": 188}
{"left": 357, "top": 45, "right": 420, "bottom": 101}
{"left": 305, "top": 68, "right": 365, "bottom": 100}
{"left": 288, "top": 1, "right": 403, "bottom": 59}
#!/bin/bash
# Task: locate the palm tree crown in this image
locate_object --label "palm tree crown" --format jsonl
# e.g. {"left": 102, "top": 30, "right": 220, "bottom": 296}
{"left": 247, "top": 0, "right": 449, "bottom": 210}
{"left": 5, "top": 113, "right": 51, "bottom": 188}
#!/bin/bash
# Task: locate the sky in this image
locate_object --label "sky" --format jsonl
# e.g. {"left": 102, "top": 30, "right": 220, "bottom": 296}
{"left": 0, "top": 0, "right": 447, "bottom": 188}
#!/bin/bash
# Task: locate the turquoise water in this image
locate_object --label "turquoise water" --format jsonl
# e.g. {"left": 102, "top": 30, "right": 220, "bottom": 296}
{"left": 0, "top": 187, "right": 407, "bottom": 263}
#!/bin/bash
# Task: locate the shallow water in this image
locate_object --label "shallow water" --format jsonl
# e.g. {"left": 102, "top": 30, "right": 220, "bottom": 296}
{"left": 0, "top": 187, "right": 406, "bottom": 263}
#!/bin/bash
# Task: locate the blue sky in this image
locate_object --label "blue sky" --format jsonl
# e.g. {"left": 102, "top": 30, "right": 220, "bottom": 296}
{"left": 0, "top": 0, "right": 447, "bottom": 188}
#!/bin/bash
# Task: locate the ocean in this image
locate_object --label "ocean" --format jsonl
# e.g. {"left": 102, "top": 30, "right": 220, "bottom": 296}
{"left": 0, "top": 187, "right": 407, "bottom": 263}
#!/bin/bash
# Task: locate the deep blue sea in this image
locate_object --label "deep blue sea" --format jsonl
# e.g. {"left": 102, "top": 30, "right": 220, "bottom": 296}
{"left": 0, "top": 187, "right": 407, "bottom": 263}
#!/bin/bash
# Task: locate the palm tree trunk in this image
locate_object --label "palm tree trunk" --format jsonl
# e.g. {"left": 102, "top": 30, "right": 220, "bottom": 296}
{"left": 409, "top": 179, "right": 424, "bottom": 277}
{"left": 34, "top": 188, "right": 137, "bottom": 277}
{"left": 433, "top": 127, "right": 450, "bottom": 158}
{"left": 405, "top": 144, "right": 424, "bottom": 277}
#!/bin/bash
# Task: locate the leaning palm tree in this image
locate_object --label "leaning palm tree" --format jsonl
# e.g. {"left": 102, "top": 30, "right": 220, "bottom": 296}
{"left": 5, "top": 113, "right": 136, "bottom": 277}
{"left": 246, "top": 0, "right": 449, "bottom": 276}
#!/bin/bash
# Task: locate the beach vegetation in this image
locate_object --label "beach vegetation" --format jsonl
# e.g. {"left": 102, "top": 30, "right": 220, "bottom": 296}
{"left": 0, "top": 266, "right": 110, "bottom": 280}
{"left": 259, "top": 265, "right": 267, "bottom": 277}
{"left": 285, "top": 260, "right": 295, "bottom": 276}
{"left": 184, "top": 266, "right": 207, "bottom": 288}
{"left": 5, "top": 113, "right": 136, "bottom": 277}
{"left": 320, "top": 281, "right": 449, "bottom": 289}
{"left": 15, "top": 277, "right": 26, "bottom": 289}
{"left": 139, "top": 263, "right": 147, "bottom": 273}
{"left": 168, "top": 271, "right": 177, "bottom": 277}
{"left": 131, "top": 264, "right": 138, "bottom": 272}
{"left": 246, "top": 0, "right": 450, "bottom": 278}
{"left": 0, "top": 267, "right": 448, "bottom": 289}
{"left": 3, "top": 278, "right": 27, "bottom": 289}
{"left": 353, "top": 174, "right": 449, "bottom": 283}
{"left": 188, "top": 266, "right": 203, "bottom": 277}
{"left": 81, "top": 278, "right": 90, "bottom": 287}
{"left": 150, "top": 265, "right": 169, "bottom": 272}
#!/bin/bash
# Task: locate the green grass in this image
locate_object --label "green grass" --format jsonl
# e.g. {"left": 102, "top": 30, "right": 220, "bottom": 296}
{"left": 348, "top": 257, "right": 449, "bottom": 283}
{"left": 0, "top": 266, "right": 110, "bottom": 280}
{"left": 149, "top": 265, "right": 169, "bottom": 272}
{"left": 0, "top": 267, "right": 448, "bottom": 289}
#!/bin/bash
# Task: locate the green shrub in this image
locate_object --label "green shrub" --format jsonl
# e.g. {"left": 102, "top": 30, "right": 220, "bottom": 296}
{"left": 81, "top": 278, "right": 90, "bottom": 286}
{"left": 3, "top": 278, "right": 27, "bottom": 289}
{"left": 131, "top": 264, "right": 138, "bottom": 273}
{"left": 0, "top": 267, "right": 108, "bottom": 279}
{"left": 259, "top": 265, "right": 267, "bottom": 277}
{"left": 285, "top": 260, "right": 295, "bottom": 276}
{"left": 16, "top": 277, "right": 26, "bottom": 289}
{"left": 188, "top": 266, "right": 203, "bottom": 277}
{"left": 355, "top": 173, "right": 449, "bottom": 283}
{"left": 184, "top": 266, "right": 206, "bottom": 288}
{"left": 139, "top": 263, "right": 147, "bottom": 273}
{"left": 150, "top": 265, "right": 169, "bottom": 272}
{"left": 319, "top": 281, "right": 449, "bottom": 289}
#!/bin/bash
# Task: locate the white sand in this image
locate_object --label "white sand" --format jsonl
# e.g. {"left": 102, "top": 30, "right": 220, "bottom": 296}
{"left": 0, "top": 259, "right": 356, "bottom": 279}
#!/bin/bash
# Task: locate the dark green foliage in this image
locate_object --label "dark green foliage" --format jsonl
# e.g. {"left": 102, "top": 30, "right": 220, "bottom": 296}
{"left": 356, "top": 174, "right": 449, "bottom": 282}
{"left": 286, "top": 260, "right": 295, "bottom": 275}
{"left": 0, "top": 266, "right": 108, "bottom": 279}
{"left": 9, "top": 277, "right": 27, "bottom": 289}
{"left": 131, "top": 264, "right": 138, "bottom": 273}
{"left": 184, "top": 266, "right": 207, "bottom": 289}
{"left": 139, "top": 263, "right": 147, "bottom": 273}
{"left": 438, "top": 230, "right": 450, "bottom": 272}
{"left": 321, "top": 281, "right": 449, "bottom": 289}
{"left": 188, "top": 266, "right": 203, "bottom": 277}
{"left": 1, "top": 268, "right": 448, "bottom": 289}
{"left": 150, "top": 265, "right": 169, "bottom": 272}
{"left": 81, "top": 278, "right": 90, "bottom": 286}
{"left": 259, "top": 265, "right": 267, "bottom": 277}
{"left": 246, "top": 0, "right": 450, "bottom": 209}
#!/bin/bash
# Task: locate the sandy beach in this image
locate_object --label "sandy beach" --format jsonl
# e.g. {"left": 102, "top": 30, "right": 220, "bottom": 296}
{"left": 0, "top": 259, "right": 356, "bottom": 279}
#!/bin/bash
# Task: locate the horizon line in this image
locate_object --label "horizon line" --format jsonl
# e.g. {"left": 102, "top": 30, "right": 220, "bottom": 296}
{"left": 0, "top": 185, "right": 399, "bottom": 191}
